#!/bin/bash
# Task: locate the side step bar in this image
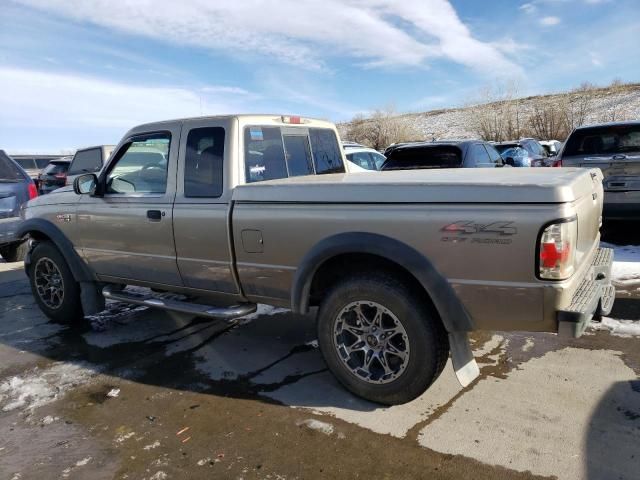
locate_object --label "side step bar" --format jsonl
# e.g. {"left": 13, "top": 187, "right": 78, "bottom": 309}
{"left": 102, "top": 285, "right": 257, "bottom": 321}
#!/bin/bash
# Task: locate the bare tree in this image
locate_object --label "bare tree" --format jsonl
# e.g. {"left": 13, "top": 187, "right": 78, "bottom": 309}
{"left": 563, "top": 83, "right": 595, "bottom": 133}
{"left": 473, "top": 82, "right": 525, "bottom": 141}
{"left": 345, "top": 107, "right": 423, "bottom": 150}
{"left": 528, "top": 100, "right": 569, "bottom": 140}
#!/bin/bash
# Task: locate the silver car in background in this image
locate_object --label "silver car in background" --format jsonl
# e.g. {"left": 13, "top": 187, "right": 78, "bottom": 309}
{"left": 558, "top": 121, "right": 640, "bottom": 220}
{"left": 0, "top": 150, "right": 37, "bottom": 261}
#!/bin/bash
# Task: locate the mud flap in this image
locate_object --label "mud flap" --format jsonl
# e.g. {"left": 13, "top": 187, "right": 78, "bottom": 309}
{"left": 448, "top": 331, "right": 479, "bottom": 387}
{"left": 80, "top": 282, "right": 106, "bottom": 316}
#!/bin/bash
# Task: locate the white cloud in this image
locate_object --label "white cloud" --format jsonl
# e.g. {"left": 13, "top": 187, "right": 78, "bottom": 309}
{"left": 520, "top": 2, "right": 537, "bottom": 14}
{"left": 0, "top": 67, "right": 248, "bottom": 130}
{"left": 16, "top": 0, "right": 520, "bottom": 76}
{"left": 540, "top": 16, "right": 561, "bottom": 26}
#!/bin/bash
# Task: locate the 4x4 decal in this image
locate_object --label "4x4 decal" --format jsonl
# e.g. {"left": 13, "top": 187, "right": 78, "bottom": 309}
{"left": 441, "top": 221, "right": 516, "bottom": 244}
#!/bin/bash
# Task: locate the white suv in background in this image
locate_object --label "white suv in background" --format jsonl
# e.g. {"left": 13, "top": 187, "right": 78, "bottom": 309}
{"left": 342, "top": 142, "right": 386, "bottom": 171}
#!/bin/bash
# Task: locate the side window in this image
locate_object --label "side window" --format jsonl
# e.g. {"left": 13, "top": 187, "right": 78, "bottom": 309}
{"left": 349, "top": 152, "right": 373, "bottom": 169}
{"left": 484, "top": 144, "right": 503, "bottom": 164}
{"left": 69, "top": 149, "right": 103, "bottom": 175}
{"left": 106, "top": 133, "right": 170, "bottom": 194}
{"left": 467, "top": 144, "right": 491, "bottom": 167}
{"left": 184, "top": 127, "right": 224, "bottom": 198}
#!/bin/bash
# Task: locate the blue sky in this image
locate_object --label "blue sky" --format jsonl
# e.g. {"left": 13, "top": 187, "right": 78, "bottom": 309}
{"left": 1, "top": 0, "right": 638, "bottom": 152}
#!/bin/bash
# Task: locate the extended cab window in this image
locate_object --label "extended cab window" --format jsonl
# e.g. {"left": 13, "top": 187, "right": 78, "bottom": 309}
{"left": 106, "top": 133, "right": 170, "bottom": 194}
{"left": 245, "top": 126, "right": 344, "bottom": 183}
{"left": 184, "top": 127, "right": 224, "bottom": 198}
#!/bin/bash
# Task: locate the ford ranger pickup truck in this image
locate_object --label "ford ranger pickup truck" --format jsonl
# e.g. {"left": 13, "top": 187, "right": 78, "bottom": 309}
{"left": 18, "top": 114, "right": 614, "bottom": 405}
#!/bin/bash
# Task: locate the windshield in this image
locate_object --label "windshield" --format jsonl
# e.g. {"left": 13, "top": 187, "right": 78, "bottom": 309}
{"left": 244, "top": 126, "right": 344, "bottom": 183}
{"left": 564, "top": 124, "right": 640, "bottom": 156}
{"left": 493, "top": 143, "right": 518, "bottom": 154}
{"left": 381, "top": 145, "right": 462, "bottom": 170}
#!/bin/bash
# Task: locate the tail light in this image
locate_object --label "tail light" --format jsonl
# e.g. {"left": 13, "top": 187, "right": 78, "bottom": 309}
{"left": 55, "top": 173, "right": 67, "bottom": 180}
{"left": 28, "top": 182, "right": 38, "bottom": 200}
{"left": 552, "top": 158, "right": 562, "bottom": 167}
{"left": 538, "top": 219, "right": 577, "bottom": 280}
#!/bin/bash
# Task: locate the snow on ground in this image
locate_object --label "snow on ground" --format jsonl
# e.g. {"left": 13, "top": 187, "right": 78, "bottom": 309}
{"left": 0, "top": 362, "right": 96, "bottom": 413}
{"left": 592, "top": 317, "right": 640, "bottom": 337}
{"left": 602, "top": 242, "right": 640, "bottom": 298}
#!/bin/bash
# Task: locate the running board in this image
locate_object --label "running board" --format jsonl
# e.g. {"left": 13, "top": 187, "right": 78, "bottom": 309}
{"left": 102, "top": 285, "right": 257, "bottom": 321}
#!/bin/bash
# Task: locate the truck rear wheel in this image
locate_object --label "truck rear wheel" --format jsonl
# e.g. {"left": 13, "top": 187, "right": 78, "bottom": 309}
{"left": 317, "top": 272, "right": 449, "bottom": 405}
{"left": 28, "top": 242, "right": 84, "bottom": 324}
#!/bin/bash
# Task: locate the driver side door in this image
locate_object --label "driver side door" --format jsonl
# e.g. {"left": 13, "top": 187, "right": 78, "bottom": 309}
{"left": 77, "top": 127, "right": 182, "bottom": 286}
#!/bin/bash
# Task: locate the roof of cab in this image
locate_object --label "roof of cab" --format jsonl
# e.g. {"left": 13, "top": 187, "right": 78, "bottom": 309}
{"left": 126, "top": 114, "right": 336, "bottom": 137}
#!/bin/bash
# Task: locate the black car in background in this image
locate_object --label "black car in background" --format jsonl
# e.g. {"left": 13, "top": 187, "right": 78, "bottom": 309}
{"left": 0, "top": 150, "right": 37, "bottom": 261}
{"left": 38, "top": 157, "right": 72, "bottom": 194}
{"left": 381, "top": 140, "right": 506, "bottom": 170}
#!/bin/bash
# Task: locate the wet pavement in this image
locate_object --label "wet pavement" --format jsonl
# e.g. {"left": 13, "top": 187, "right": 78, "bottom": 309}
{"left": 0, "top": 245, "right": 639, "bottom": 479}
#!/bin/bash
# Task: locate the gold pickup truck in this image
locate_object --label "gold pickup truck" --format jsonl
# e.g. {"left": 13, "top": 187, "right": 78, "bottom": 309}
{"left": 18, "top": 115, "right": 614, "bottom": 404}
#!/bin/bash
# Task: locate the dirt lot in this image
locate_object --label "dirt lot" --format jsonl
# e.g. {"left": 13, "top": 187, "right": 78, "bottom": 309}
{"left": 0, "top": 234, "right": 639, "bottom": 480}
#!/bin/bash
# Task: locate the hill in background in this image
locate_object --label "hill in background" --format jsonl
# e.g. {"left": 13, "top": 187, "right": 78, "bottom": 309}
{"left": 338, "top": 82, "right": 640, "bottom": 150}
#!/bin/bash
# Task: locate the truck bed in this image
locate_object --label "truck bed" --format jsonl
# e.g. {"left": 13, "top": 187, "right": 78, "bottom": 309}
{"left": 233, "top": 168, "right": 601, "bottom": 204}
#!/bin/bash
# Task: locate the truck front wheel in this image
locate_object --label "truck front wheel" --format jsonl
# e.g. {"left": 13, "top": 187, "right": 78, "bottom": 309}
{"left": 317, "top": 272, "right": 449, "bottom": 405}
{"left": 28, "top": 242, "right": 84, "bottom": 324}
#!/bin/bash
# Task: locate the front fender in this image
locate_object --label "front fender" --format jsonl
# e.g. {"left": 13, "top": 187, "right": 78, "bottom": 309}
{"left": 291, "top": 232, "right": 473, "bottom": 333}
{"left": 17, "top": 218, "right": 95, "bottom": 283}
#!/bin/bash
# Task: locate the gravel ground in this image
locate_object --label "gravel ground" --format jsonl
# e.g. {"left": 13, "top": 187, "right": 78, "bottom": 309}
{"left": 0, "top": 232, "right": 638, "bottom": 480}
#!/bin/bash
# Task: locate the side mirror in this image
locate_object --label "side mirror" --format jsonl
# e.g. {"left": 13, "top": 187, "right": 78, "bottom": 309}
{"left": 505, "top": 157, "right": 515, "bottom": 167}
{"left": 73, "top": 173, "right": 98, "bottom": 195}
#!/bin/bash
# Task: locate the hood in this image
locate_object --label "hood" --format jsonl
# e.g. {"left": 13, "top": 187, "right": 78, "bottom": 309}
{"left": 26, "top": 186, "right": 78, "bottom": 208}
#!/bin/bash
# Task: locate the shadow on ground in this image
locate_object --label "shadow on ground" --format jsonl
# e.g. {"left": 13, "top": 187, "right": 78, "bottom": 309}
{"left": 0, "top": 268, "right": 384, "bottom": 413}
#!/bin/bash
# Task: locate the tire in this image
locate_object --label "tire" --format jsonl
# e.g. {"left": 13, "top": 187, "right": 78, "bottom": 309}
{"left": 317, "top": 272, "right": 449, "bottom": 405}
{"left": 0, "top": 241, "right": 29, "bottom": 262}
{"left": 28, "top": 241, "right": 84, "bottom": 324}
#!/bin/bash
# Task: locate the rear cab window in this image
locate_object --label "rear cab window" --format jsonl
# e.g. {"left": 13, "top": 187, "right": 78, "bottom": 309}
{"left": 564, "top": 124, "right": 640, "bottom": 156}
{"left": 69, "top": 148, "right": 103, "bottom": 175}
{"left": 382, "top": 145, "right": 462, "bottom": 170}
{"left": 244, "top": 125, "right": 344, "bottom": 183}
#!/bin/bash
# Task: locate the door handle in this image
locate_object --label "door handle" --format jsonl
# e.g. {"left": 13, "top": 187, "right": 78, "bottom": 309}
{"left": 147, "top": 210, "right": 162, "bottom": 221}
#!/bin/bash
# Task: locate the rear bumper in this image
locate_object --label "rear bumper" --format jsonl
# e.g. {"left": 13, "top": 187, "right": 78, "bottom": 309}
{"left": 557, "top": 247, "right": 615, "bottom": 338}
{"left": 0, "top": 216, "right": 22, "bottom": 246}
